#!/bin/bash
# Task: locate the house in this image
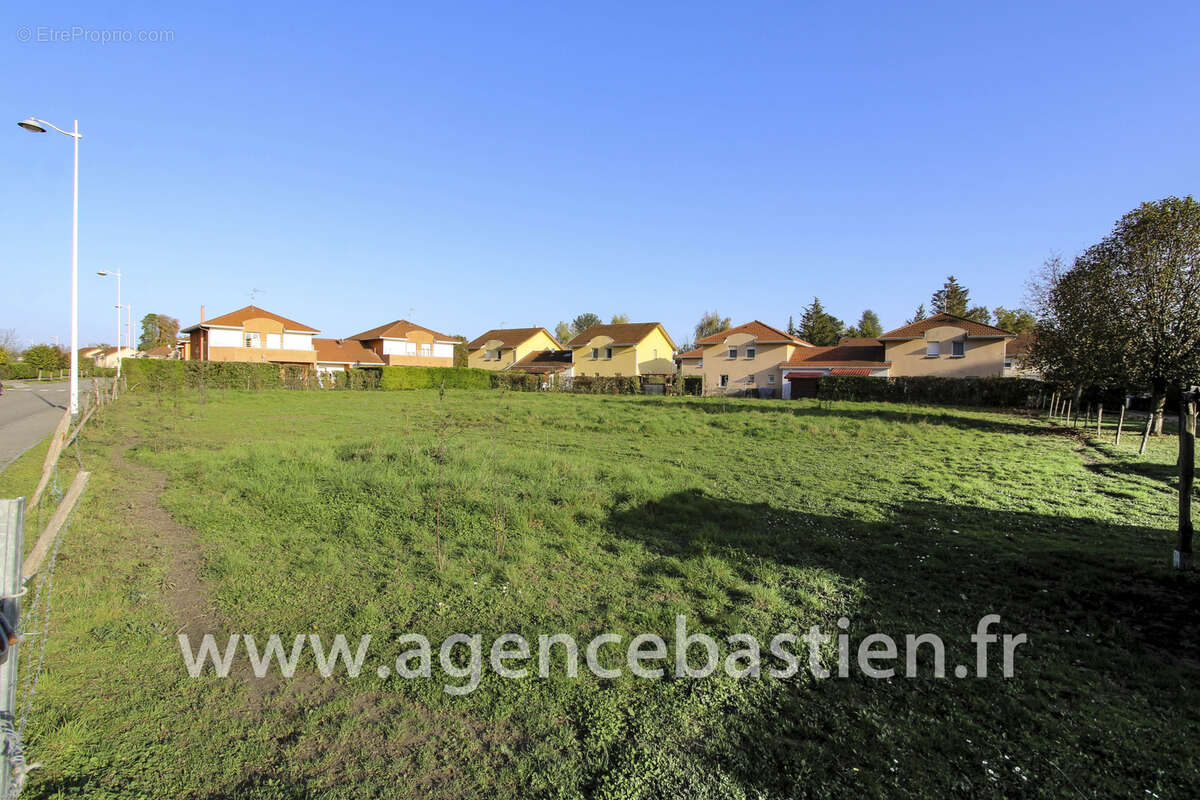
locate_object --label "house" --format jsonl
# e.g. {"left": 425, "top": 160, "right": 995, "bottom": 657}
{"left": 681, "top": 321, "right": 812, "bottom": 397}
{"left": 878, "top": 313, "right": 1013, "bottom": 377}
{"left": 779, "top": 338, "right": 891, "bottom": 398}
{"left": 90, "top": 346, "right": 138, "bottom": 368}
{"left": 182, "top": 305, "right": 319, "bottom": 365}
{"left": 466, "top": 327, "right": 562, "bottom": 371}
{"left": 567, "top": 323, "right": 677, "bottom": 377}
{"left": 140, "top": 345, "right": 176, "bottom": 359}
{"left": 508, "top": 349, "right": 574, "bottom": 383}
{"left": 348, "top": 320, "right": 457, "bottom": 367}
{"left": 78, "top": 346, "right": 104, "bottom": 361}
{"left": 313, "top": 337, "right": 385, "bottom": 375}
{"left": 1003, "top": 333, "right": 1040, "bottom": 378}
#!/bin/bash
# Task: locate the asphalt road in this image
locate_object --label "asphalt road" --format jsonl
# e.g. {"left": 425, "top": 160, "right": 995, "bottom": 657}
{"left": 0, "top": 379, "right": 94, "bottom": 471}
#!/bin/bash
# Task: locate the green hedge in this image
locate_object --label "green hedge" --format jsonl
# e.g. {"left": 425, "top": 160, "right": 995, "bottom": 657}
{"left": 379, "top": 366, "right": 491, "bottom": 391}
{"left": 0, "top": 363, "right": 116, "bottom": 380}
{"left": 122, "top": 359, "right": 297, "bottom": 392}
{"left": 816, "top": 375, "right": 1047, "bottom": 407}
{"left": 569, "top": 376, "right": 642, "bottom": 395}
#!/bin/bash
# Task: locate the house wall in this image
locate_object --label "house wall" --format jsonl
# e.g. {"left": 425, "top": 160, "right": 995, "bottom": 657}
{"left": 193, "top": 317, "right": 317, "bottom": 365}
{"left": 570, "top": 326, "right": 676, "bottom": 377}
{"left": 677, "top": 358, "right": 703, "bottom": 377}
{"left": 884, "top": 325, "right": 1007, "bottom": 377}
{"left": 469, "top": 330, "right": 560, "bottom": 371}
{"left": 695, "top": 341, "right": 797, "bottom": 395}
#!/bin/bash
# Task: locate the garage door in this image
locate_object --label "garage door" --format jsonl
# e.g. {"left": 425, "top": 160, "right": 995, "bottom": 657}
{"left": 789, "top": 377, "right": 819, "bottom": 398}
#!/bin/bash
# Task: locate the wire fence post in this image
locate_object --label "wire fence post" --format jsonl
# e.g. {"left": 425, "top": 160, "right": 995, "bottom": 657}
{"left": 0, "top": 498, "right": 25, "bottom": 800}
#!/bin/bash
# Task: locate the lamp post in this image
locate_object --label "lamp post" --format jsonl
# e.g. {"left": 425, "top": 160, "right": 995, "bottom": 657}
{"left": 125, "top": 304, "right": 132, "bottom": 357}
{"left": 97, "top": 270, "right": 121, "bottom": 377}
{"left": 19, "top": 117, "right": 82, "bottom": 415}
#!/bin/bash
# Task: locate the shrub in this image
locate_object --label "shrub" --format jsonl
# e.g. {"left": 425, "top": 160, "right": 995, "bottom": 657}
{"left": 816, "top": 375, "right": 1047, "bottom": 407}
{"left": 345, "top": 368, "right": 381, "bottom": 390}
{"left": 569, "top": 376, "right": 642, "bottom": 395}
{"left": 489, "top": 372, "right": 541, "bottom": 391}
{"left": 0, "top": 363, "right": 38, "bottom": 380}
{"left": 379, "top": 366, "right": 491, "bottom": 391}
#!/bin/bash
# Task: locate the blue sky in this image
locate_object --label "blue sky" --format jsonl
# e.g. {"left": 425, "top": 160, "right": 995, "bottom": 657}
{"left": 4, "top": 1, "right": 1198, "bottom": 348}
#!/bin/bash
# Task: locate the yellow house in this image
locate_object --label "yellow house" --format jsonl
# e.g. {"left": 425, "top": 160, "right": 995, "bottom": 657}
{"left": 182, "top": 305, "right": 319, "bottom": 365}
{"left": 567, "top": 322, "right": 677, "bottom": 377}
{"left": 682, "top": 320, "right": 812, "bottom": 397}
{"left": 466, "top": 327, "right": 562, "bottom": 371}
{"left": 879, "top": 313, "right": 1013, "bottom": 377}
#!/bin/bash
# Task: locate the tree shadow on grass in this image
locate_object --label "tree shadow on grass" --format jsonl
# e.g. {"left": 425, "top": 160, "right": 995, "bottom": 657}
{"left": 597, "top": 489, "right": 1200, "bottom": 798}
{"left": 645, "top": 396, "right": 1070, "bottom": 439}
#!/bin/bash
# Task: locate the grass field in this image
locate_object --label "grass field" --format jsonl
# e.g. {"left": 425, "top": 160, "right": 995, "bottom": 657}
{"left": 1, "top": 389, "right": 1197, "bottom": 799}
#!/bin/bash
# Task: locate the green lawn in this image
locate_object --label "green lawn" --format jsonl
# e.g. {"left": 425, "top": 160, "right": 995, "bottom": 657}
{"left": 1, "top": 389, "right": 1197, "bottom": 799}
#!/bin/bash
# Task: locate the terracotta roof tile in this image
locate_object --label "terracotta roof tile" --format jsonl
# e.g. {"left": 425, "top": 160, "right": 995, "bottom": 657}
{"left": 675, "top": 348, "right": 704, "bottom": 359}
{"left": 313, "top": 338, "right": 385, "bottom": 365}
{"left": 783, "top": 343, "right": 889, "bottom": 367}
{"left": 695, "top": 320, "right": 810, "bottom": 346}
{"left": 183, "top": 305, "right": 320, "bottom": 333}
{"left": 567, "top": 323, "right": 676, "bottom": 350}
{"left": 1006, "top": 333, "right": 1035, "bottom": 356}
{"left": 879, "top": 312, "right": 1012, "bottom": 340}
{"left": 508, "top": 349, "right": 573, "bottom": 373}
{"left": 467, "top": 327, "right": 560, "bottom": 350}
{"left": 349, "top": 319, "right": 456, "bottom": 342}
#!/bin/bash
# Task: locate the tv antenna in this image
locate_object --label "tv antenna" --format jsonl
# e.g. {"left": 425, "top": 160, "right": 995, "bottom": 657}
{"left": 250, "top": 288, "right": 266, "bottom": 305}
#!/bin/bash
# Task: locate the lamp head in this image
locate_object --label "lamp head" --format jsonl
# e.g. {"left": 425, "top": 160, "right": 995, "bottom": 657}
{"left": 17, "top": 118, "right": 47, "bottom": 133}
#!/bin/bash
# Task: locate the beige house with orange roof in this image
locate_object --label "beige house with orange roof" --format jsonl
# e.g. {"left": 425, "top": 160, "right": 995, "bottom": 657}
{"left": 680, "top": 320, "right": 812, "bottom": 397}
{"left": 313, "top": 337, "right": 385, "bottom": 373}
{"left": 182, "top": 305, "right": 319, "bottom": 365}
{"left": 878, "top": 313, "right": 1013, "bottom": 377}
{"left": 349, "top": 320, "right": 458, "bottom": 367}
{"left": 779, "top": 338, "right": 891, "bottom": 398}
{"left": 466, "top": 327, "right": 562, "bottom": 371}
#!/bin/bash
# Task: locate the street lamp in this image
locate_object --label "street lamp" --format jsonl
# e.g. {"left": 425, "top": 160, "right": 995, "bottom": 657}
{"left": 97, "top": 270, "right": 122, "bottom": 378}
{"left": 19, "top": 117, "right": 82, "bottom": 415}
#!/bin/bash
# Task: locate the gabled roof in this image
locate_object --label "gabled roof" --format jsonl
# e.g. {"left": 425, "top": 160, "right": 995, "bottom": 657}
{"left": 349, "top": 319, "right": 456, "bottom": 342}
{"left": 696, "top": 320, "right": 810, "bottom": 346}
{"left": 782, "top": 342, "right": 890, "bottom": 368}
{"left": 675, "top": 348, "right": 704, "bottom": 360}
{"left": 182, "top": 305, "right": 320, "bottom": 334}
{"left": 879, "top": 312, "right": 1012, "bottom": 340}
{"left": 508, "top": 349, "right": 573, "bottom": 373}
{"left": 142, "top": 346, "right": 174, "bottom": 357}
{"left": 467, "top": 327, "right": 560, "bottom": 350}
{"left": 313, "top": 338, "right": 385, "bottom": 365}
{"left": 567, "top": 322, "right": 676, "bottom": 350}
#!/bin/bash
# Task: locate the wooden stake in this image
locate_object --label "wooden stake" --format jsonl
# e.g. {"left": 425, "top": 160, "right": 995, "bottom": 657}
{"left": 1140, "top": 412, "right": 1155, "bottom": 456}
{"left": 1176, "top": 393, "right": 1196, "bottom": 570}
{"left": 1096, "top": 403, "right": 1103, "bottom": 435}
{"left": 29, "top": 410, "right": 72, "bottom": 509}
{"left": 1115, "top": 404, "right": 1126, "bottom": 445}
{"left": 1064, "top": 399, "right": 1072, "bottom": 427}
{"left": 24, "top": 471, "right": 90, "bottom": 580}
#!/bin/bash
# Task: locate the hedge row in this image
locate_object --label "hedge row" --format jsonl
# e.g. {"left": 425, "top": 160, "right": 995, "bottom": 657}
{"left": 568, "top": 376, "right": 642, "bottom": 395}
{"left": 816, "top": 375, "right": 1047, "bottom": 407}
{"left": 379, "top": 366, "right": 492, "bottom": 390}
{"left": 489, "top": 372, "right": 541, "bottom": 391}
{"left": 0, "top": 363, "right": 117, "bottom": 380}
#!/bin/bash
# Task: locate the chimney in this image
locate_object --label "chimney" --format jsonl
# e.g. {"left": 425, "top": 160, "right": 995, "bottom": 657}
{"left": 200, "top": 305, "right": 205, "bottom": 323}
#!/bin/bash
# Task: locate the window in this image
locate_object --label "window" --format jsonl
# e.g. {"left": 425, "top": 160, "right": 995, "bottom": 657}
{"left": 243, "top": 332, "right": 261, "bottom": 348}
{"left": 591, "top": 348, "right": 599, "bottom": 360}
{"left": 1004, "top": 360, "right": 1013, "bottom": 369}
{"left": 697, "top": 359, "right": 703, "bottom": 368}
{"left": 604, "top": 347, "right": 613, "bottom": 360}
{"left": 728, "top": 347, "right": 738, "bottom": 359}
{"left": 767, "top": 374, "right": 776, "bottom": 384}
{"left": 951, "top": 340, "right": 965, "bottom": 357}
{"left": 925, "top": 341, "right": 940, "bottom": 357}
{"left": 745, "top": 346, "right": 756, "bottom": 359}
{"left": 421, "top": 343, "right": 432, "bottom": 357}
{"left": 720, "top": 374, "right": 729, "bottom": 387}
{"left": 747, "top": 374, "right": 755, "bottom": 384}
